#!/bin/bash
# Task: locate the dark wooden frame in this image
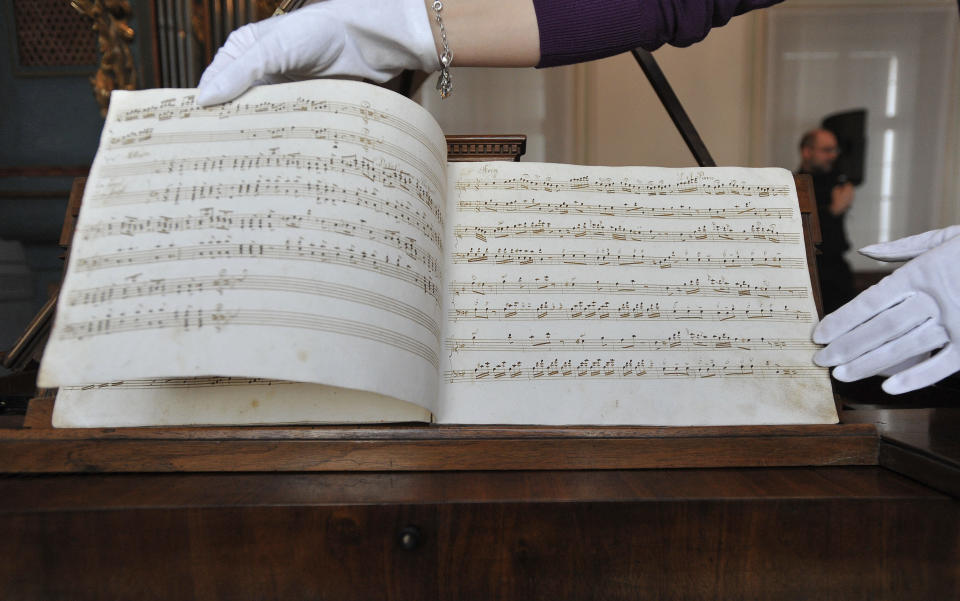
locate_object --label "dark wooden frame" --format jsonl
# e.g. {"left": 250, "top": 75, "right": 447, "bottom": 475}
{"left": 4, "top": 416, "right": 878, "bottom": 472}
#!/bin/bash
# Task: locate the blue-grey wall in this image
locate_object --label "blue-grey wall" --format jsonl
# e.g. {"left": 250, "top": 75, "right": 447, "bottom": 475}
{"left": 0, "top": 2, "right": 155, "bottom": 371}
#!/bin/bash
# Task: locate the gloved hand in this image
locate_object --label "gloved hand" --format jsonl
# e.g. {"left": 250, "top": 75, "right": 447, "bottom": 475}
{"left": 197, "top": 0, "right": 438, "bottom": 106}
{"left": 813, "top": 226, "right": 960, "bottom": 394}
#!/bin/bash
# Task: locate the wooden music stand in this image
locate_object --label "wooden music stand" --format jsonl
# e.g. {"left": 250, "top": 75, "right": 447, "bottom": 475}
{"left": 5, "top": 136, "right": 861, "bottom": 471}
{"left": 1, "top": 136, "right": 957, "bottom": 599}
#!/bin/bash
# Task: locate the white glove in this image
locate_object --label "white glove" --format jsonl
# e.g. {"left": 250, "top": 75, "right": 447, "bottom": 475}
{"left": 813, "top": 226, "right": 960, "bottom": 394}
{"left": 196, "top": 0, "right": 439, "bottom": 106}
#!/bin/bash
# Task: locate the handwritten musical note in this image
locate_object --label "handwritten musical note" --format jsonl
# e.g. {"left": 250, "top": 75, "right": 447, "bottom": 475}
{"left": 457, "top": 198, "right": 793, "bottom": 219}
{"left": 454, "top": 221, "right": 797, "bottom": 244}
{"left": 66, "top": 273, "right": 441, "bottom": 340}
{"left": 114, "top": 95, "right": 446, "bottom": 166}
{"left": 445, "top": 331, "right": 817, "bottom": 353}
{"left": 80, "top": 210, "right": 441, "bottom": 275}
{"left": 453, "top": 248, "right": 804, "bottom": 269}
{"left": 104, "top": 125, "right": 444, "bottom": 194}
{"left": 449, "top": 301, "right": 810, "bottom": 322}
{"left": 60, "top": 308, "right": 439, "bottom": 369}
{"left": 99, "top": 153, "right": 440, "bottom": 223}
{"left": 76, "top": 239, "right": 441, "bottom": 304}
{"left": 88, "top": 180, "right": 442, "bottom": 248}
{"left": 449, "top": 277, "right": 807, "bottom": 298}
{"left": 455, "top": 172, "right": 790, "bottom": 197}
{"left": 445, "top": 358, "right": 824, "bottom": 383}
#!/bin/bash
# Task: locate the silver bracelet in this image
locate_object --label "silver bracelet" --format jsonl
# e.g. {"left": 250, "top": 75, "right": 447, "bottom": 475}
{"left": 432, "top": 1, "right": 453, "bottom": 99}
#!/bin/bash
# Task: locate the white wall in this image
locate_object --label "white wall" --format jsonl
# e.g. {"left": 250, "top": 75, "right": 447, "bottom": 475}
{"left": 582, "top": 14, "right": 761, "bottom": 168}
{"left": 417, "top": 65, "right": 580, "bottom": 164}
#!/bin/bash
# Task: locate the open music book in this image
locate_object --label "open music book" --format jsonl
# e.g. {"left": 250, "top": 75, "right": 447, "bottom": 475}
{"left": 39, "top": 80, "right": 837, "bottom": 427}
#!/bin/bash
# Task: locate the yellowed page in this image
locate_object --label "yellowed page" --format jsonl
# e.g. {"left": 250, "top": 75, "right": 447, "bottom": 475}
{"left": 53, "top": 378, "right": 431, "bottom": 427}
{"left": 40, "top": 80, "right": 446, "bottom": 419}
{"left": 439, "top": 162, "right": 836, "bottom": 425}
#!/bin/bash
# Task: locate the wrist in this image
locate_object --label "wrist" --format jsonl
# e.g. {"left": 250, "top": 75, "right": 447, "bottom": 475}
{"left": 422, "top": 0, "right": 540, "bottom": 68}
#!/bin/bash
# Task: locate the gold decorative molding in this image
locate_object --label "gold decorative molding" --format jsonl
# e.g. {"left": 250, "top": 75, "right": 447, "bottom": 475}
{"left": 191, "top": 0, "right": 208, "bottom": 50}
{"left": 255, "top": 0, "right": 286, "bottom": 21}
{"left": 70, "top": 0, "right": 136, "bottom": 116}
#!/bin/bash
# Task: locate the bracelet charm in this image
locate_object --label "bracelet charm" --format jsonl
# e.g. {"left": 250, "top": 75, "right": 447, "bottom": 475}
{"left": 432, "top": 0, "right": 453, "bottom": 98}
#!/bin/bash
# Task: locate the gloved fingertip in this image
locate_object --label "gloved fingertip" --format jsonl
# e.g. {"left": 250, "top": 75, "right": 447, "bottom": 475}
{"left": 858, "top": 247, "right": 914, "bottom": 262}
{"left": 811, "top": 321, "right": 838, "bottom": 345}
{"left": 196, "top": 81, "right": 230, "bottom": 107}
{"left": 812, "top": 348, "right": 834, "bottom": 367}
{"left": 880, "top": 376, "right": 912, "bottom": 395}
{"left": 831, "top": 365, "right": 855, "bottom": 382}
{"left": 197, "top": 69, "right": 215, "bottom": 89}
{"left": 857, "top": 243, "right": 893, "bottom": 260}
{"left": 195, "top": 84, "right": 220, "bottom": 107}
{"left": 857, "top": 227, "right": 960, "bottom": 261}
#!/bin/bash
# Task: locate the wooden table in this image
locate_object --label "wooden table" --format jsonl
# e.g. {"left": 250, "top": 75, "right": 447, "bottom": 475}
{"left": 2, "top": 405, "right": 958, "bottom": 600}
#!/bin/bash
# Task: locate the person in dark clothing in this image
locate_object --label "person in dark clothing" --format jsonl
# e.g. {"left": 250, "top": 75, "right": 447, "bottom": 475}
{"left": 797, "top": 128, "right": 856, "bottom": 314}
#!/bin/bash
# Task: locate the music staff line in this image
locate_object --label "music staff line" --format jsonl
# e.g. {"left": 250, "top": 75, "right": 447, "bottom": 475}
{"left": 80, "top": 210, "right": 441, "bottom": 276}
{"left": 455, "top": 174, "right": 791, "bottom": 197}
{"left": 99, "top": 153, "right": 440, "bottom": 222}
{"left": 106, "top": 126, "right": 444, "bottom": 194}
{"left": 64, "top": 376, "right": 292, "bottom": 391}
{"left": 66, "top": 273, "right": 441, "bottom": 341}
{"left": 450, "top": 303, "right": 811, "bottom": 322}
{"left": 93, "top": 181, "right": 442, "bottom": 249}
{"left": 115, "top": 96, "right": 446, "bottom": 166}
{"left": 445, "top": 358, "right": 824, "bottom": 383}
{"left": 454, "top": 249, "right": 805, "bottom": 269}
{"left": 450, "top": 279, "right": 808, "bottom": 299}
{"left": 445, "top": 333, "right": 818, "bottom": 353}
{"left": 75, "top": 241, "right": 441, "bottom": 304}
{"left": 60, "top": 309, "right": 439, "bottom": 369}
{"left": 457, "top": 199, "right": 793, "bottom": 220}
{"left": 454, "top": 222, "right": 799, "bottom": 245}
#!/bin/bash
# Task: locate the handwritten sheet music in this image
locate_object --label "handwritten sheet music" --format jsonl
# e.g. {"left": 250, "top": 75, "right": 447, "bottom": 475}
{"left": 40, "top": 80, "right": 447, "bottom": 416}
{"left": 438, "top": 163, "right": 837, "bottom": 425}
{"left": 41, "top": 79, "right": 837, "bottom": 427}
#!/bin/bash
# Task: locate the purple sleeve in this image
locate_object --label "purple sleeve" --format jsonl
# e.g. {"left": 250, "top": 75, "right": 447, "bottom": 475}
{"left": 533, "top": 0, "right": 783, "bottom": 68}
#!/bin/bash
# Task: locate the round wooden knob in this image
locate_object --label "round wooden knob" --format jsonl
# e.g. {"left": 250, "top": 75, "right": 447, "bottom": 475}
{"left": 398, "top": 525, "right": 421, "bottom": 550}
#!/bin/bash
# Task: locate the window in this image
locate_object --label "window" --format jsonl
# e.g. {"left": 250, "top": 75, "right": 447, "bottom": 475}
{"left": 765, "top": 4, "right": 958, "bottom": 270}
